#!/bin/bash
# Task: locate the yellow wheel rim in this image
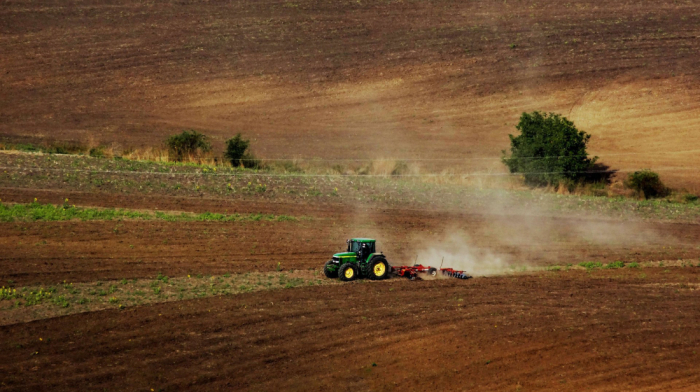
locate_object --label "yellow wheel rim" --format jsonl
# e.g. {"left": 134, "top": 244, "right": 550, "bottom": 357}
{"left": 373, "top": 263, "right": 386, "bottom": 276}
{"left": 344, "top": 268, "right": 355, "bottom": 279}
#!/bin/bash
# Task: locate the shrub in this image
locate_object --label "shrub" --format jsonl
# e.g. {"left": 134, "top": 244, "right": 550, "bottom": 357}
{"left": 45, "top": 142, "right": 86, "bottom": 155}
{"left": 684, "top": 194, "right": 698, "bottom": 203}
{"left": 502, "top": 111, "right": 597, "bottom": 186}
{"left": 241, "top": 152, "right": 263, "bottom": 169}
{"left": 624, "top": 170, "right": 668, "bottom": 199}
{"left": 13, "top": 143, "right": 40, "bottom": 152}
{"left": 165, "top": 130, "right": 211, "bottom": 162}
{"left": 224, "top": 134, "right": 250, "bottom": 167}
{"left": 89, "top": 147, "right": 105, "bottom": 158}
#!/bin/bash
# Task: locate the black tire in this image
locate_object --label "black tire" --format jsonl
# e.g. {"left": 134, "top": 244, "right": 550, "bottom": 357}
{"left": 324, "top": 260, "right": 338, "bottom": 279}
{"left": 338, "top": 263, "right": 359, "bottom": 282}
{"left": 428, "top": 268, "right": 437, "bottom": 277}
{"left": 369, "top": 257, "right": 390, "bottom": 280}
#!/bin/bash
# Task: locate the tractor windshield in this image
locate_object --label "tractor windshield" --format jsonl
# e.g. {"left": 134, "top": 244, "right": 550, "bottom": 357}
{"left": 349, "top": 241, "right": 375, "bottom": 253}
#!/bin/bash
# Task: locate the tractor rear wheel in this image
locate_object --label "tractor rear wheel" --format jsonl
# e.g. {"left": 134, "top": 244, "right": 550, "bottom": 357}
{"left": 369, "top": 257, "right": 390, "bottom": 280}
{"left": 324, "top": 260, "right": 338, "bottom": 279}
{"left": 338, "top": 263, "right": 358, "bottom": 282}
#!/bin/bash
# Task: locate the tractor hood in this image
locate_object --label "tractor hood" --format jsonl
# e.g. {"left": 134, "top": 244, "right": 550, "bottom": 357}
{"left": 333, "top": 252, "right": 356, "bottom": 258}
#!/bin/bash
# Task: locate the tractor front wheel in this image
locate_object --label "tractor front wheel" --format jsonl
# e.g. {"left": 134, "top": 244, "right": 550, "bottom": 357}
{"left": 338, "top": 263, "right": 359, "bottom": 282}
{"left": 324, "top": 260, "right": 338, "bottom": 279}
{"left": 369, "top": 258, "right": 390, "bottom": 280}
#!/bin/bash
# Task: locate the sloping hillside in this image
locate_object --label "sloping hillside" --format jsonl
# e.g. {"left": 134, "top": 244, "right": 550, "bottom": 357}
{"left": 1, "top": 0, "right": 699, "bottom": 187}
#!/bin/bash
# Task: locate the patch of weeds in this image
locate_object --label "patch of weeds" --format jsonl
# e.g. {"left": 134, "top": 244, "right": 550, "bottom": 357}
{"left": 546, "top": 266, "right": 561, "bottom": 272}
{"left": 627, "top": 262, "right": 640, "bottom": 269}
{"left": 579, "top": 261, "right": 603, "bottom": 270}
{"left": 0, "top": 286, "right": 19, "bottom": 300}
{"left": 156, "top": 273, "right": 169, "bottom": 284}
{"left": 52, "top": 295, "right": 70, "bottom": 308}
{"left": 0, "top": 202, "right": 306, "bottom": 223}
{"left": 603, "top": 261, "right": 625, "bottom": 269}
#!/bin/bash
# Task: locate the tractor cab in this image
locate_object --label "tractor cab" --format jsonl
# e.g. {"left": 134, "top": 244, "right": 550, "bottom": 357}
{"left": 346, "top": 238, "right": 375, "bottom": 259}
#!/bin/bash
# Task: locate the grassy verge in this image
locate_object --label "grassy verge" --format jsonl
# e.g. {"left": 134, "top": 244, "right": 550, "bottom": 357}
{"left": 2, "top": 152, "right": 700, "bottom": 222}
{"left": 0, "top": 202, "right": 302, "bottom": 223}
{"left": 540, "top": 259, "right": 700, "bottom": 272}
{"left": 0, "top": 271, "right": 337, "bottom": 325}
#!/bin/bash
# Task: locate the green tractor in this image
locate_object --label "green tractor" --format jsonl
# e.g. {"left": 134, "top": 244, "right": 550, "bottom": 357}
{"left": 324, "top": 238, "right": 391, "bottom": 281}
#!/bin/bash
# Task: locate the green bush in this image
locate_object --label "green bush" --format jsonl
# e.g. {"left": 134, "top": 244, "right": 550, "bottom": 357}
{"left": 13, "top": 143, "right": 41, "bottom": 152}
{"left": 684, "top": 194, "right": 698, "bottom": 203}
{"left": 45, "top": 142, "right": 86, "bottom": 155}
{"left": 624, "top": 170, "right": 668, "bottom": 199}
{"left": 224, "top": 134, "right": 250, "bottom": 167}
{"left": 165, "top": 130, "right": 211, "bottom": 162}
{"left": 224, "top": 134, "right": 262, "bottom": 169}
{"left": 89, "top": 147, "right": 105, "bottom": 158}
{"left": 241, "top": 153, "right": 263, "bottom": 169}
{"left": 502, "top": 112, "right": 597, "bottom": 186}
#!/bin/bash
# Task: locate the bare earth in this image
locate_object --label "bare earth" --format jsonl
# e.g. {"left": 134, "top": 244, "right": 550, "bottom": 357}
{"left": 2, "top": 0, "right": 700, "bottom": 390}
{"left": 1, "top": 0, "right": 700, "bottom": 187}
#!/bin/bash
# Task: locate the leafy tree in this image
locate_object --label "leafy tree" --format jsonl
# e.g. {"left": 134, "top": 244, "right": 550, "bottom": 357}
{"left": 224, "top": 133, "right": 252, "bottom": 167}
{"left": 625, "top": 170, "right": 668, "bottom": 199}
{"left": 502, "top": 111, "right": 597, "bottom": 186}
{"left": 165, "top": 130, "right": 211, "bottom": 162}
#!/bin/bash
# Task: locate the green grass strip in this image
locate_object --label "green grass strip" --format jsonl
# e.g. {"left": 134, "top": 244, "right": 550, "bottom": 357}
{"left": 0, "top": 202, "right": 299, "bottom": 223}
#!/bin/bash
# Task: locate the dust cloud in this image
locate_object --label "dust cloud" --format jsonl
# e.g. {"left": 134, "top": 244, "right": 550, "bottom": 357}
{"left": 415, "top": 232, "right": 514, "bottom": 277}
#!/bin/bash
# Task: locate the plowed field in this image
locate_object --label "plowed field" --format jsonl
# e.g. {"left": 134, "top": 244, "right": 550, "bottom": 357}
{"left": 3, "top": 0, "right": 700, "bottom": 389}
{"left": 2, "top": 0, "right": 700, "bottom": 187}
{"left": 2, "top": 269, "right": 700, "bottom": 391}
{"left": 1, "top": 179, "right": 700, "bottom": 390}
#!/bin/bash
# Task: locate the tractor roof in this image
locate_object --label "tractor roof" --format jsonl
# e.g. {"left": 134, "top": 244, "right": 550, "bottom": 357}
{"left": 350, "top": 238, "right": 375, "bottom": 242}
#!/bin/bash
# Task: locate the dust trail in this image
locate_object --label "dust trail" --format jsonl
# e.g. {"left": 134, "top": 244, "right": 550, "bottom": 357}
{"left": 415, "top": 232, "right": 514, "bottom": 277}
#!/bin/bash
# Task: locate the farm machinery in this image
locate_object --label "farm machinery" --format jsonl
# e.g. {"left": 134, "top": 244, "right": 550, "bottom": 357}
{"left": 323, "top": 238, "right": 472, "bottom": 281}
{"left": 392, "top": 264, "right": 472, "bottom": 280}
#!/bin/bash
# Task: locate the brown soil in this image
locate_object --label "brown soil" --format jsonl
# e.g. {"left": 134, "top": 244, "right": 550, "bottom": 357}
{"left": 1, "top": 187, "right": 699, "bottom": 286}
{"left": 1, "top": 183, "right": 700, "bottom": 389}
{"left": 2, "top": 1, "right": 700, "bottom": 188}
{"left": 2, "top": 268, "right": 700, "bottom": 391}
{"left": 3, "top": 2, "right": 700, "bottom": 387}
